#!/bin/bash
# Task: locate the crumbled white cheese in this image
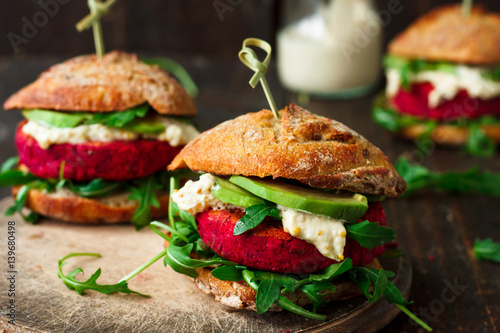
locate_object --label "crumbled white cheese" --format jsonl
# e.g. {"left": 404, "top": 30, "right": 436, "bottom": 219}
{"left": 143, "top": 117, "right": 199, "bottom": 147}
{"left": 171, "top": 174, "right": 236, "bottom": 215}
{"left": 22, "top": 116, "right": 198, "bottom": 150}
{"left": 22, "top": 121, "right": 138, "bottom": 149}
{"left": 386, "top": 67, "right": 500, "bottom": 108}
{"left": 279, "top": 205, "right": 347, "bottom": 261}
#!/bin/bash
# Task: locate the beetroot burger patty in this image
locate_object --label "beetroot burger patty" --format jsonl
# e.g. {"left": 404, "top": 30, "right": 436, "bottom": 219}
{"left": 391, "top": 82, "right": 500, "bottom": 120}
{"left": 197, "top": 202, "right": 387, "bottom": 274}
{"left": 16, "top": 121, "right": 182, "bottom": 182}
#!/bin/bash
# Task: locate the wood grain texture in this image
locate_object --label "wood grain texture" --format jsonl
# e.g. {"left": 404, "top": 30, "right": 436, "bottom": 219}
{"left": 0, "top": 198, "right": 409, "bottom": 333}
{"left": 1, "top": 56, "right": 500, "bottom": 332}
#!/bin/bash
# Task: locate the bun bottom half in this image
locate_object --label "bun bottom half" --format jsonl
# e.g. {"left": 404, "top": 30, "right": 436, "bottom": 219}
{"left": 398, "top": 123, "right": 500, "bottom": 146}
{"left": 12, "top": 186, "right": 169, "bottom": 224}
{"left": 190, "top": 260, "right": 381, "bottom": 311}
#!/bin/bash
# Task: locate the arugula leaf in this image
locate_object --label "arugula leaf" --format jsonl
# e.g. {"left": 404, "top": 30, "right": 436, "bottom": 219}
{"left": 128, "top": 174, "right": 163, "bottom": 230}
{"left": 164, "top": 243, "right": 235, "bottom": 278}
{"left": 473, "top": 239, "right": 500, "bottom": 263}
{"left": 464, "top": 123, "right": 496, "bottom": 158}
{"left": 0, "top": 157, "right": 19, "bottom": 173}
{"left": 295, "top": 258, "right": 353, "bottom": 288}
{"left": 143, "top": 58, "right": 199, "bottom": 97}
{"left": 255, "top": 276, "right": 283, "bottom": 314}
{"left": 0, "top": 170, "right": 37, "bottom": 187}
{"left": 4, "top": 181, "right": 51, "bottom": 223}
{"left": 349, "top": 267, "right": 411, "bottom": 305}
{"left": 345, "top": 221, "right": 396, "bottom": 249}
{"left": 210, "top": 265, "right": 244, "bottom": 281}
{"left": 233, "top": 203, "right": 281, "bottom": 235}
{"left": 396, "top": 156, "right": 500, "bottom": 196}
{"left": 84, "top": 104, "right": 149, "bottom": 128}
{"left": 299, "top": 281, "right": 336, "bottom": 312}
{"left": 68, "top": 178, "right": 124, "bottom": 198}
{"left": 57, "top": 253, "right": 147, "bottom": 296}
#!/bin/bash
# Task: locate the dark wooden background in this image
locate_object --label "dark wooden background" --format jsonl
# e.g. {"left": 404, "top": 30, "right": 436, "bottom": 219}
{"left": 0, "top": 1, "right": 500, "bottom": 332}
{"left": 1, "top": 0, "right": 500, "bottom": 58}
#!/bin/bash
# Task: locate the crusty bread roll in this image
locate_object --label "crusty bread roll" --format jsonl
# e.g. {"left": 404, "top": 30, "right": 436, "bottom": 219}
{"left": 12, "top": 185, "right": 170, "bottom": 224}
{"left": 389, "top": 5, "right": 500, "bottom": 66}
{"left": 4, "top": 51, "right": 196, "bottom": 116}
{"left": 169, "top": 104, "right": 406, "bottom": 197}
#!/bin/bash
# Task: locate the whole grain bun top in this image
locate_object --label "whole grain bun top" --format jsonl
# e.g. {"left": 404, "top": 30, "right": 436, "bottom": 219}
{"left": 4, "top": 51, "right": 196, "bottom": 115}
{"left": 169, "top": 104, "right": 406, "bottom": 197}
{"left": 388, "top": 5, "right": 500, "bottom": 65}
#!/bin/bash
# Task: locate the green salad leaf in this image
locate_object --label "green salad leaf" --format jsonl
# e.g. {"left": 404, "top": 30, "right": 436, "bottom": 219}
{"left": 22, "top": 105, "right": 170, "bottom": 135}
{"left": 464, "top": 123, "right": 496, "bottom": 158}
{"left": 345, "top": 221, "right": 396, "bottom": 249}
{"left": 57, "top": 253, "right": 147, "bottom": 296}
{"left": 349, "top": 267, "right": 432, "bottom": 331}
{"left": 299, "top": 281, "right": 336, "bottom": 312}
{"left": 4, "top": 182, "right": 44, "bottom": 223}
{"left": 254, "top": 272, "right": 295, "bottom": 314}
{"left": 233, "top": 202, "right": 281, "bottom": 235}
{"left": 210, "top": 265, "right": 244, "bottom": 281}
{"left": 0, "top": 156, "right": 19, "bottom": 173}
{"left": 396, "top": 156, "right": 500, "bottom": 196}
{"left": 0, "top": 170, "right": 37, "bottom": 187}
{"left": 128, "top": 174, "right": 163, "bottom": 230}
{"left": 473, "top": 239, "right": 500, "bottom": 263}
{"left": 84, "top": 104, "right": 149, "bottom": 127}
{"left": 66, "top": 178, "right": 124, "bottom": 198}
{"left": 164, "top": 243, "right": 235, "bottom": 278}
{"left": 0, "top": 156, "right": 170, "bottom": 226}
{"left": 384, "top": 55, "right": 500, "bottom": 84}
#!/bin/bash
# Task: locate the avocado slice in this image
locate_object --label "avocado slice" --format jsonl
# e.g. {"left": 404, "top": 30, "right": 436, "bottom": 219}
{"left": 22, "top": 109, "right": 91, "bottom": 128}
{"left": 229, "top": 176, "right": 368, "bottom": 222}
{"left": 121, "top": 117, "right": 166, "bottom": 134}
{"left": 211, "top": 176, "right": 265, "bottom": 207}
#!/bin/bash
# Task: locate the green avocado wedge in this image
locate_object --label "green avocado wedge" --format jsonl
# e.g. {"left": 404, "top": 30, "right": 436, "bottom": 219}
{"left": 121, "top": 117, "right": 166, "bottom": 135}
{"left": 229, "top": 176, "right": 368, "bottom": 222}
{"left": 211, "top": 176, "right": 265, "bottom": 207}
{"left": 22, "top": 109, "right": 91, "bottom": 128}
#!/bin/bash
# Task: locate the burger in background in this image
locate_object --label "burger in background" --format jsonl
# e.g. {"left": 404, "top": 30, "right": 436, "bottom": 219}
{"left": 373, "top": 4, "right": 500, "bottom": 157}
{"left": 0, "top": 51, "right": 199, "bottom": 227}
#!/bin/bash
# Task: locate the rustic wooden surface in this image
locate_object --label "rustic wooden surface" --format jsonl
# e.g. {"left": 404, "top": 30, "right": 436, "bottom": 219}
{"left": 2, "top": 0, "right": 500, "bottom": 57}
{"left": 0, "top": 198, "right": 411, "bottom": 333}
{"left": 0, "top": 56, "right": 499, "bottom": 332}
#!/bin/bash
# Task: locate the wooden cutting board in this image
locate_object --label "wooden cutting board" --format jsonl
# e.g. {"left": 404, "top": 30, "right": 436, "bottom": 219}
{"left": 0, "top": 197, "right": 411, "bottom": 333}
